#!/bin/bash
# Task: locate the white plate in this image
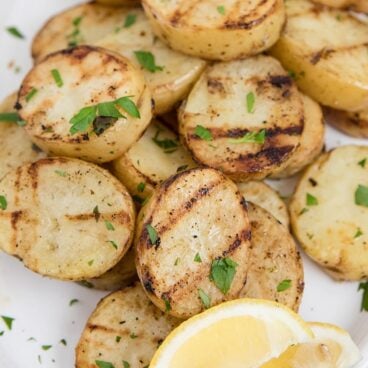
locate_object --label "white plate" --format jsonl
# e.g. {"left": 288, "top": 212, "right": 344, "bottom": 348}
{"left": 0, "top": 1, "right": 367, "bottom": 367}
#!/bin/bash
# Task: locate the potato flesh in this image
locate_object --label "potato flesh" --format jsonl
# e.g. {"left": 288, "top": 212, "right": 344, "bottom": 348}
{"left": 112, "top": 120, "right": 196, "bottom": 199}
{"left": 270, "top": 0, "right": 368, "bottom": 111}
{"left": 135, "top": 168, "right": 251, "bottom": 318}
{"left": 290, "top": 146, "right": 368, "bottom": 280}
{"left": 240, "top": 203, "right": 304, "bottom": 311}
{"left": 0, "top": 157, "right": 135, "bottom": 280}
{"left": 76, "top": 283, "right": 179, "bottom": 368}
{"left": 313, "top": 0, "right": 368, "bottom": 12}
{"left": 179, "top": 56, "right": 304, "bottom": 181}
{"left": 0, "top": 92, "right": 45, "bottom": 180}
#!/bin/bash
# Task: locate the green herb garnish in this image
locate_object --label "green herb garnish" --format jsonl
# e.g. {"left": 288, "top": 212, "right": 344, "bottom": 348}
{"left": 137, "top": 182, "right": 146, "bottom": 192}
{"left": 124, "top": 14, "right": 137, "bottom": 28}
{"left": 210, "top": 258, "right": 238, "bottom": 295}
{"left": 1, "top": 316, "right": 14, "bottom": 330}
{"left": 67, "top": 16, "right": 83, "bottom": 47}
{"left": 246, "top": 92, "right": 255, "bottom": 113}
{"left": 152, "top": 129, "right": 178, "bottom": 153}
{"left": 306, "top": 193, "right": 318, "bottom": 206}
{"left": 194, "top": 253, "right": 202, "bottom": 263}
{"left": 146, "top": 224, "right": 158, "bottom": 245}
{"left": 0, "top": 196, "right": 7, "bottom": 210}
{"left": 26, "top": 87, "right": 38, "bottom": 102}
{"left": 195, "top": 125, "right": 212, "bottom": 141}
{"left": 130, "top": 333, "right": 138, "bottom": 339}
{"left": 354, "top": 228, "right": 363, "bottom": 239}
{"left": 358, "top": 158, "right": 366, "bottom": 168}
{"left": 105, "top": 221, "right": 115, "bottom": 231}
{"left": 163, "top": 296, "right": 171, "bottom": 312}
{"left": 42, "top": 345, "right": 52, "bottom": 351}
{"left": 355, "top": 185, "right": 368, "bottom": 207}
{"left": 107, "top": 240, "right": 118, "bottom": 250}
{"left": 6, "top": 26, "right": 24, "bottom": 39}
{"left": 0, "top": 112, "right": 26, "bottom": 126}
{"left": 123, "top": 361, "right": 130, "bottom": 368}
{"left": 115, "top": 336, "right": 121, "bottom": 343}
{"left": 54, "top": 170, "right": 67, "bottom": 177}
{"left": 358, "top": 282, "right": 368, "bottom": 312}
{"left": 51, "top": 69, "right": 63, "bottom": 87}
{"left": 95, "top": 361, "right": 115, "bottom": 368}
{"left": 217, "top": 5, "right": 225, "bottom": 14}
{"left": 229, "top": 130, "right": 265, "bottom": 144}
{"left": 277, "top": 279, "right": 292, "bottom": 292}
{"left": 60, "top": 339, "right": 67, "bottom": 346}
{"left": 198, "top": 289, "right": 211, "bottom": 309}
{"left": 134, "top": 51, "right": 164, "bottom": 73}
{"left": 69, "top": 299, "right": 79, "bottom": 306}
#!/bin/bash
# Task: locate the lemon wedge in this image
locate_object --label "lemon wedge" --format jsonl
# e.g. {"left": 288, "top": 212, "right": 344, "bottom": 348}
{"left": 150, "top": 298, "right": 313, "bottom": 368}
{"left": 261, "top": 322, "right": 361, "bottom": 368}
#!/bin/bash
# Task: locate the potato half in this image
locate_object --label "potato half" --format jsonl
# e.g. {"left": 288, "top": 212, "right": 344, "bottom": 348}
{"left": 0, "top": 92, "right": 45, "bottom": 180}
{"left": 270, "top": 0, "right": 368, "bottom": 112}
{"left": 313, "top": 0, "right": 368, "bottom": 13}
{"left": 142, "top": 0, "right": 285, "bottom": 60}
{"left": 290, "top": 145, "right": 368, "bottom": 280}
{"left": 32, "top": 3, "right": 134, "bottom": 62}
{"left": 95, "top": 9, "right": 206, "bottom": 114}
{"left": 324, "top": 107, "right": 368, "bottom": 138}
{"left": 179, "top": 56, "right": 304, "bottom": 181}
{"left": 18, "top": 46, "right": 152, "bottom": 164}
{"left": 271, "top": 94, "right": 325, "bottom": 178}
{"left": 86, "top": 247, "right": 137, "bottom": 291}
{"left": 135, "top": 168, "right": 251, "bottom": 318}
{"left": 76, "top": 283, "right": 179, "bottom": 368}
{"left": 111, "top": 119, "right": 196, "bottom": 202}
{"left": 240, "top": 203, "right": 304, "bottom": 312}
{"left": 0, "top": 157, "right": 135, "bottom": 280}
{"left": 237, "top": 181, "right": 289, "bottom": 227}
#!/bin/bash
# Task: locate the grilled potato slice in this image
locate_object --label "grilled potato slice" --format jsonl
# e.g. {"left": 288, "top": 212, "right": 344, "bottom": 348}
{"left": 179, "top": 56, "right": 304, "bottom": 181}
{"left": 237, "top": 181, "right": 289, "bottom": 227}
{"left": 76, "top": 282, "right": 179, "bottom": 368}
{"left": 111, "top": 120, "right": 196, "bottom": 202}
{"left": 240, "top": 203, "right": 304, "bottom": 311}
{"left": 141, "top": 0, "right": 285, "bottom": 61}
{"left": 290, "top": 145, "right": 368, "bottom": 280}
{"left": 96, "top": 13, "right": 206, "bottom": 114}
{"left": 0, "top": 157, "right": 135, "bottom": 280}
{"left": 271, "top": 94, "right": 325, "bottom": 178}
{"left": 18, "top": 46, "right": 152, "bottom": 164}
{"left": 270, "top": 0, "right": 368, "bottom": 112}
{"left": 324, "top": 107, "right": 368, "bottom": 138}
{"left": 86, "top": 247, "right": 137, "bottom": 291}
{"left": 135, "top": 168, "right": 251, "bottom": 318}
{"left": 32, "top": 3, "right": 136, "bottom": 62}
{"left": 313, "top": 0, "right": 368, "bottom": 13}
{"left": 0, "top": 92, "right": 45, "bottom": 180}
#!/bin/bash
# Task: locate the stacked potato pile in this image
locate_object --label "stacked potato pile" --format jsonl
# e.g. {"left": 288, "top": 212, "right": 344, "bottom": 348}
{"left": 0, "top": 0, "right": 367, "bottom": 367}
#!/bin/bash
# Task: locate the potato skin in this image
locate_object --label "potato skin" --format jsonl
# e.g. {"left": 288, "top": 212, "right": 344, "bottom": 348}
{"left": 324, "top": 107, "right": 368, "bottom": 138}
{"left": 111, "top": 120, "right": 196, "bottom": 202}
{"left": 240, "top": 203, "right": 304, "bottom": 312}
{"left": 18, "top": 46, "right": 152, "bottom": 164}
{"left": 290, "top": 146, "right": 368, "bottom": 280}
{"left": 0, "top": 92, "right": 45, "bottom": 180}
{"left": 237, "top": 181, "right": 289, "bottom": 228}
{"left": 270, "top": 0, "right": 368, "bottom": 112}
{"left": 0, "top": 157, "right": 135, "bottom": 280}
{"left": 271, "top": 94, "right": 325, "bottom": 178}
{"left": 179, "top": 55, "right": 304, "bottom": 181}
{"left": 135, "top": 168, "right": 251, "bottom": 318}
{"left": 142, "top": 0, "right": 285, "bottom": 61}
{"left": 76, "top": 283, "right": 179, "bottom": 368}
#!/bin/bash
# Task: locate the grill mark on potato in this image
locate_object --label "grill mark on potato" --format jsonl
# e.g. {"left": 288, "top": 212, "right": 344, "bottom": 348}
{"left": 13, "top": 166, "right": 23, "bottom": 206}
{"left": 222, "top": 0, "right": 277, "bottom": 30}
{"left": 269, "top": 75, "right": 293, "bottom": 88}
{"left": 140, "top": 179, "right": 223, "bottom": 249}
{"left": 86, "top": 323, "right": 132, "bottom": 336}
{"left": 169, "top": 0, "right": 202, "bottom": 26}
{"left": 207, "top": 78, "right": 226, "bottom": 95}
{"left": 65, "top": 210, "right": 131, "bottom": 224}
{"left": 188, "top": 125, "right": 303, "bottom": 140}
{"left": 222, "top": 229, "right": 251, "bottom": 256}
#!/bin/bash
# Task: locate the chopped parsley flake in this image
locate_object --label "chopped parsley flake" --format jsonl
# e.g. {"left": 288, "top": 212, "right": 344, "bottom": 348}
{"left": 277, "top": 279, "right": 292, "bottom": 292}
{"left": 51, "top": 69, "right": 63, "bottom": 87}
{"left": 198, "top": 289, "right": 211, "bottom": 309}
{"left": 163, "top": 296, "right": 171, "bottom": 312}
{"left": 194, "top": 253, "right": 202, "bottom": 263}
{"left": 123, "top": 361, "right": 130, "bottom": 368}
{"left": 134, "top": 51, "right": 164, "bottom": 73}
{"left": 137, "top": 182, "right": 146, "bottom": 193}
{"left": 88, "top": 260, "right": 94, "bottom": 266}
{"left": 217, "top": 5, "right": 225, "bottom": 14}
{"left": 0, "top": 196, "right": 7, "bottom": 210}
{"left": 54, "top": 170, "right": 67, "bottom": 177}
{"left": 306, "top": 193, "right": 318, "bottom": 206}
{"left": 358, "top": 158, "right": 366, "bottom": 168}
{"left": 26, "top": 87, "right": 38, "bottom": 102}
{"left": 176, "top": 165, "right": 188, "bottom": 172}
{"left": 93, "top": 205, "right": 100, "bottom": 222}
{"left": 69, "top": 299, "right": 79, "bottom": 306}
{"left": 299, "top": 208, "right": 309, "bottom": 216}
{"left": 358, "top": 282, "right": 368, "bottom": 312}
{"left": 107, "top": 240, "right": 118, "bottom": 250}
{"left": 210, "top": 258, "right": 238, "bottom": 295}
{"left": 41, "top": 345, "right": 52, "bottom": 351}
{"left": 67, "top": 16, "right": 83, "bottom": 46}
{"left": 130, "top": 333, "right": 138, "bottom": 339}
{"left": 105, "top": 221, "right": 115, "bottom": 231}
{"left": 354, "top": 228, "right": 363, "bottom": 239}
{"left": 146, "top": 224, "right": 158, "bottom": 245}
{"left": 0, "top": 112, "right": 26, "bottom": 126}
{"left": 0, "top": 331, "right": 4, "bottom": 336}
{"left": 195, "top": 125, "right": 212, "bottom": 141}
{"left": 246, "top": 92, "right": 255, "bottom": 113}
{"left": 115, "top": 336, "right": 121, "bottom": 343}
{"left": 6, "top": 26, "right": 24, "bottom": 39}
{"left": 124, "top": 14, "right": 137, "bottom": 28}
{"left": 174, "top": 258, "right": 180, "bottom": 266}
{"left": 60, "top": 339, "right": 67, "bottom": 346}
{"left": 229, "top": 130, "right": 266, "bottom": 144}
{"left": 1, "top": 316, "right": 14, "bottom": 330}
{"left": 355, "top": 185, "right": 368, "bottom": 207}
{"left": 95, "top": 361, "right": 115, "bottom": 368}
{"left": 152, "top": 129, "right": 179, "bottom": 153}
